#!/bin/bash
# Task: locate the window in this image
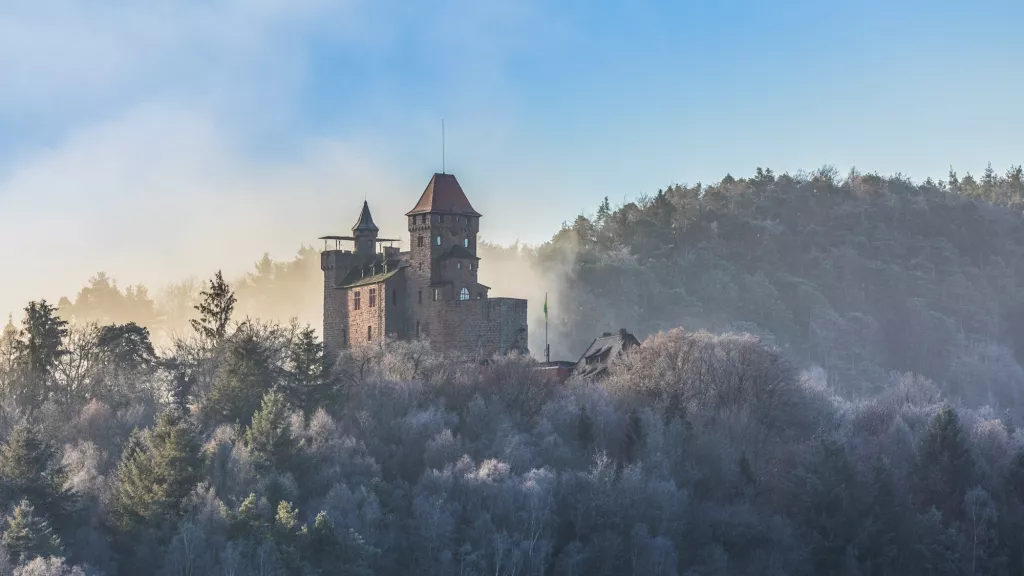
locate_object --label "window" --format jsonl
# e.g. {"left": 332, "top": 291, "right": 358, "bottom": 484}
{"left": 417, "top": 236, "right": 424, "bottom": 247}
{"left": 464, "top": 238, "right": 469, "bottom": 248}
{"left": 457, "top": 262, "right": 462, "bottom": 270}
{"left": 460, "top": 287, "right": 470, "bottom": 301}
{"left": 368, "top": 288, "right": 376, "bottom": 308}
{"left": 477, "top": 292, "right": 483, "bottom": 299}
{"left": 416, "top": 321, "right": 420, "bottom": 337}
{"left": 432, "top": 288, "right": 439, "bottom": 302}
{"left": 342, "top": 329, "right": 347, "bottom": 346}
{"left": 421, "top": 214, "right": 426, "bottom": 224}
{"left": 392, "top": 289, "right": 397, "bottom": 305}
{"left": 439, "top": 214, "right": 445, "bottom": 223}
{"left": 367, "top": 325, "right": 372, "bottom": 341}
{"left": 353, "top": 291, "right": 361, "bottom": 310}
{"left": 418, "top": 262, "right": 423, "bottom": 271}
{"left": 470, "top": 262, "right": 475, "bottom": 271}
{"left": 418, "top": 290, "right": 422, "bottom": 304}
{"left": 435, "top": 236, "right": 441, "bottom": 246}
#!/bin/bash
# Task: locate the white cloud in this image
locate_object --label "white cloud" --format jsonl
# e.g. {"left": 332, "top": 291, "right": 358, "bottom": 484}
{"left": 0, "top": 103, "right": 411, "bottom": 317}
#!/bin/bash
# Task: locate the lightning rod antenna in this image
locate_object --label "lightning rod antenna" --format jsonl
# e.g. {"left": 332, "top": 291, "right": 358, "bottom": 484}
{"left": 442, "top": 118, "right": 446, "bottom": 174}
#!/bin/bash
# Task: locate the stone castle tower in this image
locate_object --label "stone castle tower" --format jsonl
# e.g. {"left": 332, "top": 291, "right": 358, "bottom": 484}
{"left": 320, "top": 173, "right": 528, "bottom": 359}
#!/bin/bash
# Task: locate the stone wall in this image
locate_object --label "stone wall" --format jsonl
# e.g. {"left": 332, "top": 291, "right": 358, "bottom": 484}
{"left": 321, "top": 250, "right": 359, "bottom": 360}
{"left": 420, "top": 297, "right": 528, "bottom": 357}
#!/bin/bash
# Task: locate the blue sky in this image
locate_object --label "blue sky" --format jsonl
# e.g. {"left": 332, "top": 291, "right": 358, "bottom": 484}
{"left": 1, "top": 0, "right": 1022, "bottom": 314}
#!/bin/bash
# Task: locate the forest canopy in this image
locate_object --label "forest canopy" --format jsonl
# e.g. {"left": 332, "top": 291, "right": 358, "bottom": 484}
{"left": 1, "top": 164, "right": 1024, "bottom": 574}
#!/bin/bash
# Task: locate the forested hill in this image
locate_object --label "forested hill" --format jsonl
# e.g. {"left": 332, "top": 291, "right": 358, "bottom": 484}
{"left": 536, "top": 164, "right": 1024, "bottom": 412}
{"left": 3, "top": 165, "right": 1024, "bottom": 574}
{"left": 42, "top": 164, "right": 1024, "bottom": 413}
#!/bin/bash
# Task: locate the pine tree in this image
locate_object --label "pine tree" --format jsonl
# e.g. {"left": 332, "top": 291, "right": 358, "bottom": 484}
{"left": 244, "top": 389, "right": 298, "bottom": 475}
{"left": 914, "top": 406, "right": 974, "bottom": 522}
{"left": 284, "top": 326, "right": 336, "bottom": 415}
{"left": 190, "top": 271, "right": 236, "bottom": 342}
{"left": 13, "top": 301, "right": 68, "bottom": 409}
{"left": 1, "top": 500, "right": 62, "bottom": 565}
{"left": 948, "top": 167, "right": 960, "bottom": 192}
{"left": 0, "top": 315, "right": 19, "bottom": 398}
{"left": 596, "top": 197, "right": 611, "bottom": 226}
{"left": 204, "top": 327, "right": 276, "bottom": 426}
{"left": 273, "top": 501, "right": 310, "bottom": 575}
{"left": 0, "top": 424, "right": 75, "bottom": 532}
{"left": 96, "top": 322, "right": 156, "bottom": 372}
{"left": 801, "top": 437, "right": 862, "bottom": 575}
{"left": 110, "top": 410, "right": 202, "bottom": 538}
{"left": 310, "top": 511, "right": 376, "bottom": 576}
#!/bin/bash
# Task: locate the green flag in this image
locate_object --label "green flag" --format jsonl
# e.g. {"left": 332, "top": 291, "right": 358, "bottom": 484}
{"left": 544, "top": 293, "right": 548, "bottom": 321}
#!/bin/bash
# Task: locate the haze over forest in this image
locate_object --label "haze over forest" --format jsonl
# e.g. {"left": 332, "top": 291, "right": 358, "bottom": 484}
{"left": 4, "top": 0, "right": 1024, "bottom": 573}
{"left": 3, "top": 165, "right": 1024, "bottom": 573}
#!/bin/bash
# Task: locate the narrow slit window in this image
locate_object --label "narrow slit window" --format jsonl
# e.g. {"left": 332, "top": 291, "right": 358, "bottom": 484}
{"left": 367, "top": 325, "right": 372, "bottom": 341}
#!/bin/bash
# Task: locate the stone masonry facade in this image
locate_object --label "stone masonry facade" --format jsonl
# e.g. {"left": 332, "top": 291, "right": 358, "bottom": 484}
{"left": 320, "top": 173, "right": 528, "bottom": 359}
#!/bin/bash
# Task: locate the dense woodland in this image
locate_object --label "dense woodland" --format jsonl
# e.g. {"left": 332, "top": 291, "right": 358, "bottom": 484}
{"left": 2, "top": 165, "right": 1024, "bottom": 574}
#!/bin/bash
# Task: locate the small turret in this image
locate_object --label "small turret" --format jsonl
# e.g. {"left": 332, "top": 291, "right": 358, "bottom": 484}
{"left": 352, "top": 201, "right": 379, "bottom": 256}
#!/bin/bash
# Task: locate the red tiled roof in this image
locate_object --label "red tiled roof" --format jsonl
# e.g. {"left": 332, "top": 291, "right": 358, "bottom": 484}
{"left": 406, "top": 173, "right": 481, "bottom": 217}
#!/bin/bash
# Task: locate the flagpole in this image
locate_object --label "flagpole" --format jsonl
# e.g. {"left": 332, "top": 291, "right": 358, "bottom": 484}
{"left": 544, "top": 292, "right": 550, "bottom": 363}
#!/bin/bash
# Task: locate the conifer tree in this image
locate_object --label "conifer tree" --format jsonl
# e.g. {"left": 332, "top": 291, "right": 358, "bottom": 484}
{"left": 309, "top": 511, "right": 376, "bottom": 576}
{"left": 914, "top": 406, "right": 974, "bottom": 521}
{"left": 13, "top": 301, "right": 68, "bottom": 409}
{"left": 284, "top": 326, "right": 336, "bottom": 415}
{"left": 0, "top": 424, "right": 75, "bottom": 532}
{"left": 110, "top": 409, "right": 201, "bottom": 539}
{"left": 189, "top": 271, "right": 236, "bottom": 342}
{"left": 1, "top": 500, "right": 62, "bottom": 565}
{"left": 244, "top": 389, "right": 298, "bottom": 475}
{"left": 273, "top": 501, "right": 310, "bottom": 575}
{"left": 96, "top": 322, "right": 156, "bottom": 373}
{"left": 204, "top": 328, "right": 276, "bottom": 426}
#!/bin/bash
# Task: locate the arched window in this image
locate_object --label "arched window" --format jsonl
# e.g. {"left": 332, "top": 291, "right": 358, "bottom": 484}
{"left": 460, "top": 287, "right": 470, "bottom": 301}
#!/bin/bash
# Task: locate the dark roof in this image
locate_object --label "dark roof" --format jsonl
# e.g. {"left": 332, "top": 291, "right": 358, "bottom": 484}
{"left": 440, "top": 245, "right": 480, "bottom": 260}
{"left": 352, "top": 201, "right": 379, "bottom": 233}
{"left": 406, "top": 173, "right": 481, "bottom": 217}
{"left": 339, "top": 257, "right": 405, "bottom": 288}
{"left": 574, "top": 329, "right": 640, "bottom": 379}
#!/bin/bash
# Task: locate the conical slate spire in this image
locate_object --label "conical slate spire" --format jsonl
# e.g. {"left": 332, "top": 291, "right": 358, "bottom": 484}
{"left": 352, "top": 200, "right": 379, "bottom": 233}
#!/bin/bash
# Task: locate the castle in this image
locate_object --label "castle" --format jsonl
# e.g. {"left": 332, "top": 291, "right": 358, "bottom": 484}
{"left": 320, "top": 172, "right": 528, "bottom": 359}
